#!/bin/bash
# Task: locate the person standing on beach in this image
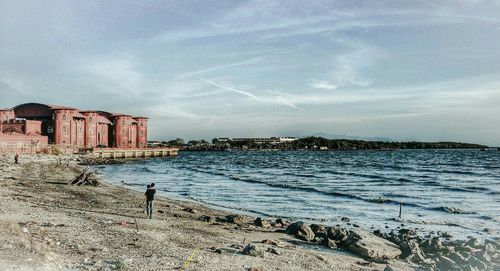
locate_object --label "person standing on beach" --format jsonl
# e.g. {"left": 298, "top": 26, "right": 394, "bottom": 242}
{"left": 14, "top": 153, "right": 19, "bottom": 164}
{"left": 144, "top": 183, "right": 156, "bottom": 219}
{"left": 144, "top": 184, "right": 151, "bottom": 214}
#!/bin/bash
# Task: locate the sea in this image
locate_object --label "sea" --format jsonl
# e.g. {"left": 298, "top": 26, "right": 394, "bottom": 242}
{"left": 95, "top": 150, "right": 500, "bottom": 239}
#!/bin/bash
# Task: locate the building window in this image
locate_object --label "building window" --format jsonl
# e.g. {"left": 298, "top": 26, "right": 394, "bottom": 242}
{"left": 62, "top": 114, "right": 67, "bottom": 121}
{"left": 122, "top": 120, "right": 125, "bottom": 125}
{"left": 121, "top": 141, "right": 125, "bottom": 147}
{"left": 90, "top": 129, "right": 93, "bottom": 134}
{"left": 140, "top": 131, "right": 144, "bottom": 136}
{"left": 79, "top": 127, "right": 82, "bottom": 132}
{"left": 140, "top": 122, "right": 144, "bottom": 127}
{"left": 121, "top": 129, "right": 125, "bottom": 135}
{"left": 62, "top": 126, "right": 67, "bottom": 133}
{"left": 140, "top": 142, "right": 143, "bottom": 147}
{"left": 89, "top": 117, "right": 93, "bottom": 122}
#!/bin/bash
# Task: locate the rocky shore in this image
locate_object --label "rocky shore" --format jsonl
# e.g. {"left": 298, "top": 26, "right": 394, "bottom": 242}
{"left": 0, "top": 153, "right": 498, "bottom": 270}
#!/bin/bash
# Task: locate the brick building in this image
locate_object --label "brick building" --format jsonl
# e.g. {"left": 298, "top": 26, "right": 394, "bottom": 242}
{"left": 0, "top": 103, "right": 148, "bottom": 149}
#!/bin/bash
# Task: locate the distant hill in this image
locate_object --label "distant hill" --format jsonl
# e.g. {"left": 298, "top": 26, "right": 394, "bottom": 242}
{"left": 309, "top": 132, "right": 393, "bottom": 142}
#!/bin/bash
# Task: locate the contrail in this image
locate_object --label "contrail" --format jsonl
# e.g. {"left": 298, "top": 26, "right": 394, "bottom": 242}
{"left": 198, "top": 77, "right": 300, "bottom": 110}
{"left": 198, "top": 77, "right": 259, "bottom": 100}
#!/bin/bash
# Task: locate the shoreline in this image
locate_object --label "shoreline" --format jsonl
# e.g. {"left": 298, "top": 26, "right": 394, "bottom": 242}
{"left": 1, "top": 153, "right": 498, "bottom": 270}
{"left": 0, "top": 153, "right": 413, "bottom": 271}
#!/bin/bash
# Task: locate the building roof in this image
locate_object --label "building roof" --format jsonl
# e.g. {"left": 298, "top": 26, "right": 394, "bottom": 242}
{"left": 96, "top": 111, "right": 131, "bottom": 118}
{"left": 97, "top": 116, "right": 112, "bottom": 124}
{"left": 10, "top": 103, "right": 143, "bottom": 120}
{"left": 45, "top": 104, "right": 78, "bottom": 110}
{"left": 73, "top": 112, "right": 86, "bottom": 118}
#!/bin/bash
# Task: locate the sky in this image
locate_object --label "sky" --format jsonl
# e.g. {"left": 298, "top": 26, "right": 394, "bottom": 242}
{"left": 1, "top": 0, "right": 500, "bottom": 145}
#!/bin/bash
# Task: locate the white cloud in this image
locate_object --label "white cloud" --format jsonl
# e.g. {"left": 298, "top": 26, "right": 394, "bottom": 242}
{"left": 310, "top": 79, "right": 338, "bottom": 90}
{"left": 81, "top": 58, "right": 143, "bottom": 94}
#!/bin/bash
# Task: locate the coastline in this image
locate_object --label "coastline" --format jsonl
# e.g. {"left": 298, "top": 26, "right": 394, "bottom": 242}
{"left": 0, "top": 154, "right": 413, "bottom": 271}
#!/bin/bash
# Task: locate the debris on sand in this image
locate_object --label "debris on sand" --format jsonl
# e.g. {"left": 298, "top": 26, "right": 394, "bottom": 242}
{"left": 69, "top": 167, "right": 100, "bottom": 186}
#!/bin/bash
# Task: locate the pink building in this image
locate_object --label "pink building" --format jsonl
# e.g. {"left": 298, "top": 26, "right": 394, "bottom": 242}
{"left": 0, "top": 103, "right": 148, "bottom": 149}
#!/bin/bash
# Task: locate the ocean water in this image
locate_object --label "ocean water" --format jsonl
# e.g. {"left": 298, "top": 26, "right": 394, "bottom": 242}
{"left": 96, "top": 150, "right": 500, "bottom": 239}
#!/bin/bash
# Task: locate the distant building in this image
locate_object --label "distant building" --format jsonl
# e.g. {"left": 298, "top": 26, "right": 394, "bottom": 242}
{"left": 276, "top": 137, "right": 298, "bottom": 143}
{"left": 0, "top": 103, "right": 148, "bottom": 149}
{"left": 231, "top": 137, "right": 298, "bottom": 144}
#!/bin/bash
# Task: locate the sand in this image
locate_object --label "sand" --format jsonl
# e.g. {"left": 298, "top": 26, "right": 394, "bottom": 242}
{"left": 0, "top": 153, "right": 414, "bottom": 271}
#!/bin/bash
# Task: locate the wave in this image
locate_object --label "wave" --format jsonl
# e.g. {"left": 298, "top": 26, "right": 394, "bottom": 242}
{"left": 431, "top": 206, "right": 476, "bottom": 214}
{"left": 282, "top": 172, "right": 323, "bottom": 178}
{"left": 388, "top": 218, "right": 471, "bottom": 229}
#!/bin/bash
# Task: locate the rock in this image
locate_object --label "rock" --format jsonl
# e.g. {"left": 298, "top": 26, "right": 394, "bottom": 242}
{"left": 485, "top": 239, "right": 499, "bottom": 250}
{"left": 254, "top": 217, "right": 271, "bottom": 228}
{"left": 485, "top": 243, "right": 496, "bottom": 254}
{"left": 267, "top": 247, "right": 280, "bottom": 255}
{"left": 455, "top": 245, "right": 480, "bottom": 254}
{"left": 341, "top": 217, "right": 350, "bottom": 222}
{"left": 157, "top": 210, "right": 164, "bottom": 214}
{"left": 327, "top": 225, "right": 349, "bottom": 243}
{"left": 448, "top": 252, "right": 468, "bottom": 264}
{"left": 345, "top": 230, "right": 402, "bottom": 263}
{"left": 466, "top": 238, "right": 481, "bottom": 248}
{"left": 399, "top": 228, "right": 417, "bottom": 240}
{"left": 440, "top": 232, "right": 453, "bottom": 239}
{"left": 476, "top": 252, "right": 492, "bottom": 263}
{"left": 436, "top": 255, "right": 456, "bottom": 270}
{"left": 310, "top": 224, "right": 327, "bottom": 238}
{"left": 199, "top": 215, "right": 215, "bottom": 223}
{"left": 248, "top": 268, "right": 264, "bottom": 271}
{"left": 225, "top": 215, "right": 245, "bottom": 225}
{"left": 242, "top": 244, "right": 264, "bottom": 257}
{"left": 275, "top": 218, "right": 287, "bottom": 227}
{"left": 182, "top": 207, "right": 197, "bottom": 214}
{"left": 322, "top": 238, "right": 337, "bottom": 249}
{"left": 313, "top": 237, "right": 323, "bottom": 244}
{"left": 406, "top": 251, "right": 428, "bottom": 265}
{"left": 384, "top": 265, "right": 396, "bottom": 271}
{"left": 261, "top": 239, "right": 283, "bottom": 247}
{"left": 285, "top": 222, "right": 315, "bottom": 242}
{"left": 400, "top": 239, "right": 421, "bottom": 259}
{"left": 468, "top": 256, "right": 488, "bottom": 270}
{"left": 422, "top": 237, "right": 443, "bottom": 254}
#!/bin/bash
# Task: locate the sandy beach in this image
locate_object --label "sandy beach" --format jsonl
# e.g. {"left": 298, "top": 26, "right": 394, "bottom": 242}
{"left": 0, "top": 154, "right": 416, "bottom": 271}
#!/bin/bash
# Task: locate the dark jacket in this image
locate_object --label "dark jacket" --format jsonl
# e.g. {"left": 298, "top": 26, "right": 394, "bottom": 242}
{"left": 145, "top": 188, "right": 156, "bottom": 201}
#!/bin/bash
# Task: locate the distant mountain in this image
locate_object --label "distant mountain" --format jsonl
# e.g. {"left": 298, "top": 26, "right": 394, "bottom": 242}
{"left": 309, "top": 132, "right": 393, "bottom": 142}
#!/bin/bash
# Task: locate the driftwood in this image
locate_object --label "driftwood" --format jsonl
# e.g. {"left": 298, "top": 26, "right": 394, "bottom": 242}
{"left": 69, "top": 167, "right": 100, "bottom": 186}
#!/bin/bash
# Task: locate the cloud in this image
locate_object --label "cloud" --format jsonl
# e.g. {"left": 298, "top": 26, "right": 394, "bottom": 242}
{"left": 1, "top": 1, "right": 500, "bottom": 144}
{"left": 310, "top": 79, "right": 338, "bottom": 90}
{"left": 80, "top": 57, "right": 143, "bottom": 94}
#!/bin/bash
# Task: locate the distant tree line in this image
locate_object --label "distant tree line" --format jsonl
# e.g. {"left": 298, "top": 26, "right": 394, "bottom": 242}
{"left": 153, "top": 136, "right": 487, "bottom": 151}
{"left": 290, "top": 137, "right": 487, "bottom": 151}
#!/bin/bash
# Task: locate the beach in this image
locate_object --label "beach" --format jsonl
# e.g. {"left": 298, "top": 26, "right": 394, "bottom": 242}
{"left": 0, "top": 153, "right": 414, "bottom": 271}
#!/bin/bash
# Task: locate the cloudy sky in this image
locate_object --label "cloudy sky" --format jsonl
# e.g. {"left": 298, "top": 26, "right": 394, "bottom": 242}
{"left": 1, "top": 0, "right": 500, "bottom": 145}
